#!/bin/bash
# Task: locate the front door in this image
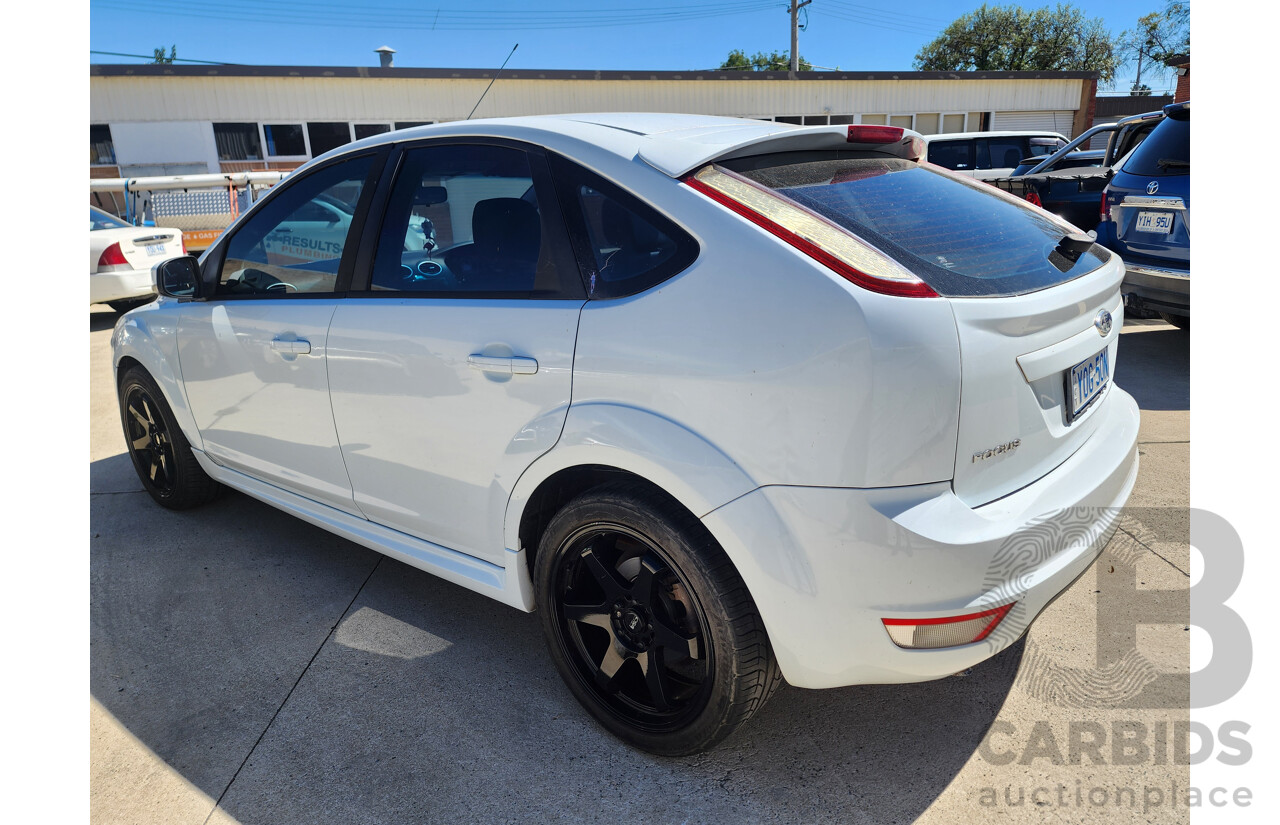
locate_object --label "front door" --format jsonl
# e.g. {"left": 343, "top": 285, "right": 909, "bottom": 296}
{"left": 178, "top": 153, "right": 378, "bottom": 514}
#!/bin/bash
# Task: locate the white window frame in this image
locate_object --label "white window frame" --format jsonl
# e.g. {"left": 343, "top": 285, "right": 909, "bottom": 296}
{"left": 259, "top": 122, "right": 311, "bottom": 162}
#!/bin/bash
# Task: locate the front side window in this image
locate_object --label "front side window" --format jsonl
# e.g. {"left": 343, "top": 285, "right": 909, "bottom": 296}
{"left": 217, "top": 154, "right": 374, "bottom": 296}
{"left": 368, "top": 143, "right": 575, "bottom": 296}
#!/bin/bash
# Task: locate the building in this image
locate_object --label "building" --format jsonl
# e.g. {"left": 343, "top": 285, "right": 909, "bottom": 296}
{"left": 90, "top": 63, "right": 1100, "bottom": 179}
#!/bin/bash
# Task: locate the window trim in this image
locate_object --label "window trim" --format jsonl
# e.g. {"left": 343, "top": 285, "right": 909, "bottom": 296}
{"left": 547, "top": 151, "right": 700, "bottom": 300}
{"left": 345, "top": 136, "right": 585, "bottom": 301}
{"left": 201, "top": 147, "right": 389, "bottom": 301}
{"left": 260, "top": 122, "right": 311, "bottom": 161}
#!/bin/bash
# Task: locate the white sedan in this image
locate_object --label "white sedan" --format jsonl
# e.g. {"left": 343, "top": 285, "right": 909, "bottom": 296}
{"left": 90, "top": 206, "right": 184, "bottom": 311}
{"left": 113, "top": 114, "right": 1139, "bottom": 755}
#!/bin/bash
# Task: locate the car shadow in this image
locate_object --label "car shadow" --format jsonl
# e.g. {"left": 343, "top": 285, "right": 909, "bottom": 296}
{"left": 91, "top": 449, "right": 1021, "bottom": 824}
{"left": 1114, "top": 319, "right": 1189, "bottom": 412}
{"left": 90, "top": 308, "right": 122, "bottom": 332}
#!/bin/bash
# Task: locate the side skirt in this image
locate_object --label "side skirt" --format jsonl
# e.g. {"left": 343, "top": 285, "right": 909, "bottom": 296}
{"left": 192, "top": 450, "right": 535, "bottom": 611}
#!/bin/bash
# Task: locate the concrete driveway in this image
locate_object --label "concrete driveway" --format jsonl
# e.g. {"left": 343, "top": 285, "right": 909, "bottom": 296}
{"left": 90, "top": 308, "right": 1190, "bottom": 824}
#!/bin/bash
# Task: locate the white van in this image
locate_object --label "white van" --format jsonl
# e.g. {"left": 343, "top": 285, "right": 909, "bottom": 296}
{"left": 923, "top": 131, "right": 1069, "bottom": 179}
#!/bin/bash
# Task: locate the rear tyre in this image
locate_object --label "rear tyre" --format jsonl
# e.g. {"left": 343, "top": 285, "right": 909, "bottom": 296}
{"left": 534, "top": 482, "right": 782, "bottom": 755}
{"left": 119, "top": 367, "right": 221, "bottom": 509}
{"left": 1158, "top": 312, "right": 1189, "bottom": 330}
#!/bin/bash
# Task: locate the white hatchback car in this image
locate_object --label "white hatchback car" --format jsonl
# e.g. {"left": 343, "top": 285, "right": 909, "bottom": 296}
{"left": 114, "top": 114, "right": 1139, "bottom": 755}
{"left": 90, "top": 206, "right": 185, "bottom": 311}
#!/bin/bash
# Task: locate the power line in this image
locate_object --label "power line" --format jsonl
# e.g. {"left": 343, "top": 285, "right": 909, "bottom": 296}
{"left": 89, "top": 49, "right": 232, "bottom": 65}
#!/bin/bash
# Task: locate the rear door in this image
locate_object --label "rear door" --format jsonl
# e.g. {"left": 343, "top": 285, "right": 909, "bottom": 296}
{"left": 1107, "top": 114, "right": 1190, "bottom": 266}
{"left": 327, "top": 140, "right": 585, "bottom": 565}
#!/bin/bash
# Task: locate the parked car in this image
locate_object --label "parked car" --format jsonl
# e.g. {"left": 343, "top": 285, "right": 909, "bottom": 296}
{"left": 1096, "top": 102, "right": 1190, "bottom": 328}
{"left": 90, "top": 206, "right": 184, "bottom": 311}
{"left": 115, "top": 114, "right": 1139, "bottom": 755}
{"left": 922, "top": 130, "right": 1068, "bottom": 179}
{"left": 990, "top": 110, "right": 1166, "bottom": 233}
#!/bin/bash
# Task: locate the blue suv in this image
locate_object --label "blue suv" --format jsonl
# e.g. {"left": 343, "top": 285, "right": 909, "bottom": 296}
{"left": 1096, "top": 102, "right": 1190, "bottom": 328}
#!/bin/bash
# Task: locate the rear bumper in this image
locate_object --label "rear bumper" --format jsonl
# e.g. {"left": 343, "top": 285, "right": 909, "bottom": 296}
{"left": 1122, "top": 262, "right": 1190, "bottom": 315}
{"left": 90, "top": 268, "right": 155, "bottom": 305}
{"left": 702, "top": 387, "right": 1140, "bottom": 689}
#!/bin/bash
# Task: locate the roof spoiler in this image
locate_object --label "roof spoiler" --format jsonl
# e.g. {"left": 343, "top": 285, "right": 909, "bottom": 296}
{"left": 638, "top": 123, "right": 925, "bottom": 178}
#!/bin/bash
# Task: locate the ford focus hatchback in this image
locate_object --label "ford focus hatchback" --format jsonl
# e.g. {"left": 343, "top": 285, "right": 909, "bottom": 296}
{"left": 115, "top": 114, "right": 1139, "bottom": 755}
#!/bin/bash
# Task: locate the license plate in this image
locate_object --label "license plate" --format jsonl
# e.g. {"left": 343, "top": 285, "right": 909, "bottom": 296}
{"left": 1067, "top": 348, "right": 1111, "bottom": 421}
{"left": 1135, "top": 210, "right": 1174, "bottom": 234}
{"left": 145, "top": 243, "right": 166, "bottom": 256}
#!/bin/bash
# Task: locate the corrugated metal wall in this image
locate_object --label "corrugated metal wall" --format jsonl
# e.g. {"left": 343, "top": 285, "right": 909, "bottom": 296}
{"left": 991, "top": 110, "right": 1077, "bottom": 134}
{"left": 91, "top": 76, "right": 1087, "bottom": 123}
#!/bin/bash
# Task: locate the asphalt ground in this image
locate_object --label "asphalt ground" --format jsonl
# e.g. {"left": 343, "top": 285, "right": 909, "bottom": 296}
{"left": 90, "top": 307, "right": 1190, "bottom": 824}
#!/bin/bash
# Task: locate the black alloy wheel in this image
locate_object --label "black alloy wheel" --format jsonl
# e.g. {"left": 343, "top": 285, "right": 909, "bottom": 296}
{"left": 118, "top": 367, "right": 222, "bottom": 509}
{"left": 551, "top": 523, "right": 712, "bottom": 731}
{"left": 535, "top": 482, "right": 782, "bottom": 755}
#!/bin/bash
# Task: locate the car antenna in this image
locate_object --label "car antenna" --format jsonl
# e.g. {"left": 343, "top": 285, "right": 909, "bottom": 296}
{"left": 466, "top": 44, "right": 518, "bottom": 121}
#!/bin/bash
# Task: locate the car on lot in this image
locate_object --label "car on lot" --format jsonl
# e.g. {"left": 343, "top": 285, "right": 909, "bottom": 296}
{"left": 1096, "top": 102, "right": 1190, "bottom": 327}
{"left": 90, "top": 206, "right": 185, "bottom": 311}
{"left": 991, "top": 110, "right": 1167, "bottom": 233}
{"left": 922, "top": 130, "right": 1068, "bottom": 179}
{"left": 114, "top": 114, "right": 1139, "bottom": 755}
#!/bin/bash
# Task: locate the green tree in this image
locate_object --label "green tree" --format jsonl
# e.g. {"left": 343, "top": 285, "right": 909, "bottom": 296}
{"left": 720, "top": 49, "right": 811, "bottom": 72}
{"left": 152, "top": 45, "right": 177, "bottom": 64}
{"left": 913, "top": 4, "right": 1119, "bottom": 82}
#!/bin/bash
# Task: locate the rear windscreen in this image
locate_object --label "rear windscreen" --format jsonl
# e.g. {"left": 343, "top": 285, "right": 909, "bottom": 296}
{"left": 1121, "top": 116, "right": 1189, "bottom": 177}
{"left": 721, "top": 153, "right": 1108, "bottom": 298}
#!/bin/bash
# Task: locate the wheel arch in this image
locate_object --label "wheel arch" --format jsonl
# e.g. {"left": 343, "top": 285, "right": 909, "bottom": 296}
{"left": 113, "top": 308, "right": 203, "bottom": 450}
{"left": 505, "top": 403, "right": 759, "bottom": 608}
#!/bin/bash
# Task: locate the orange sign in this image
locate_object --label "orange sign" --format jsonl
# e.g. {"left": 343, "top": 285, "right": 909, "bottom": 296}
{"left": 183, "top": 229, "right": 225, "bottom": 251}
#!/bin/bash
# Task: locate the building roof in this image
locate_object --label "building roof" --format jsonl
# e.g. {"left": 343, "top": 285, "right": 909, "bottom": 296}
{"left": 90, "top": 63, "right": 1100, "bottom": 82}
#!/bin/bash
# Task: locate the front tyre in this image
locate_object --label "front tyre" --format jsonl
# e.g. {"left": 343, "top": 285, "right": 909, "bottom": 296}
{"left": 118, "top": 366, "right": 221, "bottom": 509}
{"left": 534, "top": 482, "right": 782, "bottom": 755}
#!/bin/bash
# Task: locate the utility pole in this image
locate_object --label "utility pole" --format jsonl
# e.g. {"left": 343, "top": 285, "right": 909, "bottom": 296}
{"left": 789, "top": 0, "right": 812, "bottom": 77}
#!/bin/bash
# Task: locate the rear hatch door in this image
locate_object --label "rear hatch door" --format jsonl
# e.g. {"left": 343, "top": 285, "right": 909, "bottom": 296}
{"left": 1107, "top": 112, "right": 1190, "bottom": 267}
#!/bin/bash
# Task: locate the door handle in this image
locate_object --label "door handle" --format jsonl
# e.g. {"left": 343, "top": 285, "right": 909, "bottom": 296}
{"left": 271, "top": 338, "right": 312, "bottom": 354}
{"left": 467, "top": 354, "right": 538, "bottom": 375}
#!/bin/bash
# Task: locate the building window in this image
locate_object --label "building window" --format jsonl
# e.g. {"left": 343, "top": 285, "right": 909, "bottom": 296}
{"left": 942, "top": 113, "right": 967, "bottom": 134}
{"left": 395, "top": 122, "right": 434, "bottom": 130}
{"left": 889, "top": 115, "right": 913, "bottom": 130}
{"left": 213, "top": 123, "right": 263, "bottom": 161}
{"left": 264, "top": 124, "right": 307, "bottom": 157}
{"left": 91, "top": 124, "right": 116, "bottom": 165}
{"left": 354, "top": 123, "right": 392, "bottom": 140}
{"left": 775, "top": 116, "right": 803, "bottom": 125}
{"left": 859, "top": 114, "right": 887, "bottom": 125}
{"left": 307, "top": 122, "right": 351, "bottom": 156}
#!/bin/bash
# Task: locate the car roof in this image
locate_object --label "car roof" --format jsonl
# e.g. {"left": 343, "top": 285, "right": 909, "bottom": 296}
{"left": 325, "top": 113, "right": 924, "bottom": 178}
{"left": 923, "top": 130, "right": 1068, "bottom": 142}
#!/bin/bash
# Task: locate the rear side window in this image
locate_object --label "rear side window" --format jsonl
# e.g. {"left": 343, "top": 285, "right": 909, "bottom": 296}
{"left": 721, "top": 153, "right": 1107, "bottom": 298}
{"left": 1121, "top": 116, "right": 1189, "bottom": 177}
{"left": 550, "top": 154, "right": 698, "bottom": 298}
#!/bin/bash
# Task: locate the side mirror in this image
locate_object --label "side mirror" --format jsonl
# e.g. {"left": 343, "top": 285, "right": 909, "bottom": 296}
{"left": 153, "top": 255, "right": 202, "bottom": 299}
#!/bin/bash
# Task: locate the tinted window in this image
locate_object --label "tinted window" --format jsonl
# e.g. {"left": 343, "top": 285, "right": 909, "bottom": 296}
{"left": 218, "top": 154, "right": 373, "bottom": 296}
{"left": 926, "top": 141, "right": 973, "bottom": 170}
{"left": 977, "top": 137, "right": 1028, "bottom": 170}
{"left": 722, "top": 154, "right": 1106, "bottom": 298}
{"left": 550, "top": 154, "right": 699, "bottom": 298}
{"left": 369, "top": 144, "right": 576, "bottom": 297}
{"left": 1122, "top": 116, "right": 1189, "bottom": 177}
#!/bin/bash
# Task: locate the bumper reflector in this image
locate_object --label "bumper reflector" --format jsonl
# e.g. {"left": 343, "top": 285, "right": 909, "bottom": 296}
{"left": 882, "top": 603, "right": 1015, "bottom": 649}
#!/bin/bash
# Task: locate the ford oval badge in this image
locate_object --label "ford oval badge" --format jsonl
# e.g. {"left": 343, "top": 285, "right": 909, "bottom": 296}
{"left": 1095, "top": 309, "right": 1113, "bottom": 337}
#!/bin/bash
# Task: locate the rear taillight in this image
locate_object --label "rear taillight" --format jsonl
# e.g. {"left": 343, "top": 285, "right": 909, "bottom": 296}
{"left": 1025, "top": 191, "right": 1042, "bottom": 208}
{"left": 683, "top": 165, "right": 938, "bottom": 298}
{"left": 882, "top": 603, "right": 1015, "bottom": 649}
{"left": 97, "top": 242, "right": 129, "bottom": 269}
{"left": 846, "top": 124, "right": 903, "bottom": 144}
{"left": 1100, "top": 190, "right": 1109, "bottom": 223}
{"left": 180, "top": 234, "right": 187, "bottom": 255}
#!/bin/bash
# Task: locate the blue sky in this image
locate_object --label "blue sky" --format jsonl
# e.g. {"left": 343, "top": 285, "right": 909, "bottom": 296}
{"left": 89, "top": 0, "right": 1182, "bottom": 94}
